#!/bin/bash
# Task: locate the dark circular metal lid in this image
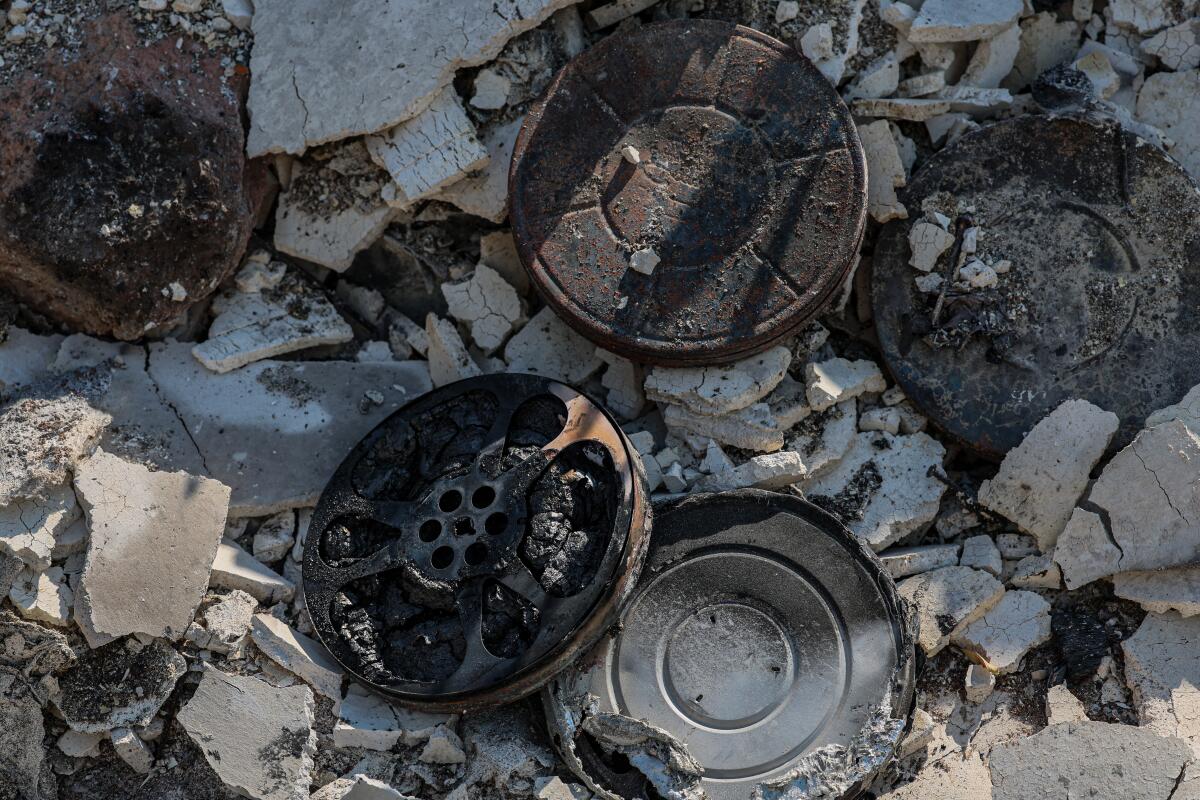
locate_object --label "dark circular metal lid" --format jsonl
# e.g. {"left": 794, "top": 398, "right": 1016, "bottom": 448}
{"left": 509, "top": 19, "right": 867, "bottom": 367}
{"left": 303, "top": 374, "right": 651, "bottom": 712}
{"left": 543, "top": 490, "right": 914, "bottom": 800}
{"left": 872, "top": 114, "right": 1200, "bottom": 458}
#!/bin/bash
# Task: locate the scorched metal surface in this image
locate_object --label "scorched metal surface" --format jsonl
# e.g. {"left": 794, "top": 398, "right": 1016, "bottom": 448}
{"left": 508, "top": 19, "right": 867, "bottom": 367}
{"left": 872, "top": 114, "right": 1200, "bottom": 458}
{"left": 302, "top": 374, "right": 651, "bottom": 712}
{"left": 543, "top": 490, "right": 914, "bottom": 800}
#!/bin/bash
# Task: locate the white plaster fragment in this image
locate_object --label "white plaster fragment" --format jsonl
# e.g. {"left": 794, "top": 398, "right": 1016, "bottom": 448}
{"left": 210, "top": 539, "right": 295, "bottom": 604}
{"left": 333, "top": 683, "right": 452, "bottom": 750}
{"left": 907, "top": 221, "right": 955, "bottom": 272}
{"left": 442, "top": 265, "right": 523, "bottom": 354}
{"left": 662, "top": 402, "right": 783, "bottom": 453}
{"left": 909, "top": 0, "right": 1023, "bottom": 42}
{"left": 805, "top": 358, "right": 886, "bottom": 412}
{"left": 859, "top": 406, "right": 901, "bottom": 435}
{"left": 978, "top": 399, "right": 1118, "bottom": 551}
{"left": 880, "top": 543, "right": 960, "bottom": 579}
{"left": 433, "top": 118, "right": 522, "bottom": 222}
{"left": 0, "top": 483, "right": 79, "bottom": 571}
{"left": 1004, "top": 12, "right": 1083, "bottom": 90}
{"left": 503, "top": 307, "right": 603, "bottom": 384}
{"left": 962, "top": 24, "right": 1022, "bottom": 87}
{"left": 251, "top": 613, "right": 344, "bottom": 705}
{"left": 960, "top": 535, "right": 1003, "bottom": 577}
{"left": 644, "top": 346, "right": 791, "bottom": 417}
{"left": 896, "top": 565, "right": 1005, "bottom": 656}
{"left": 1136, "top": 70, "right": 1200, "bottom": 182}
{"left": 10, "top": 565, "right": 72, "bottom": 627}
{"left": 274, "top": 179, "right": 395, "bottom": 272}
{"left": 1113, "top": 566, "right": 1200, "bottom": 617}
{"left": 1045, "top": 684, "right": 1088, "bottom": 725}
{"left": 852, "top": 97, "right": 953, "bottom": 121}
{"left": 1122, "top": 612, "right": 1200, "bottom": 756}
{"left": 629, "top": 248, "right": 660, "bottom": 276}
{"left": 965, "top": 663, "right": 995, "bottom": 703}
{"left": 425, "top": 315, "right": 483, "bottom": 388}
{"left": 695, "top": 451, "right": 807, "bottom": 492}
{"left": 859, "top": 120, "right": 908, "bottom": 223}
{"left": 596, "top": 349, "right": 645, "bottom": 420}
{"left": 952, "top": 590, "right": 1051, "bottom": 673}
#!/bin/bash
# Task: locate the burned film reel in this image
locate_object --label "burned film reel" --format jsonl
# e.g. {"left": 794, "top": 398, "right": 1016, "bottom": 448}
{"left": 303, "top": 374, "right": 651, "bottom": 712}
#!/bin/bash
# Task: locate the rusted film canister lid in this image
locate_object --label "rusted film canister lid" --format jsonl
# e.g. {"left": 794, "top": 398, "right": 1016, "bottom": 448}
{"left": 509, "top": 19, "right": 867, "bottom": 367}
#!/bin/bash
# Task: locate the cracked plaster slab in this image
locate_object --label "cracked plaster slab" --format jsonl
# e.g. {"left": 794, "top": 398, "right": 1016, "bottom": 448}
{"left": 365, "top": 87, "right": 489, "bottom": 206}
{"left": 951, "top": 589, "right": 1051, "bottom": 673}
{"left": 441, "top": 264, "right": 523, "bottom": 354}
{"left": 246, "top": 0, "right": 577, "bottom": 156}
{"left": 896, "top": 565, "right": 1005, "bottom": 656}
{"left": 431, "top": 117, "right": 523, "bottom": 222}
{"left": 73, "top": 450, "right": 230, "bottom": 647}
{"left": 643, "top": 345, "right": 791, "bottom": 416}
{"left": 0, "top": 482, "right": 79, "bottom": 570}
{"left": 1123, "top": 612, "right": 1200, "bottom": 757}
{"left": 1054, "top": 421, "right": 1200, "bottom": 588}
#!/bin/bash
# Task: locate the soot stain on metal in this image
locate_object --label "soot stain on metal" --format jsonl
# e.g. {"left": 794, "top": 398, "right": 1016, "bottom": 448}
{"left": 872, "top": 114, "right": 1200, "bottom": 458}
{"left": 303, "top": 374, "right": 649, "bottom": 711}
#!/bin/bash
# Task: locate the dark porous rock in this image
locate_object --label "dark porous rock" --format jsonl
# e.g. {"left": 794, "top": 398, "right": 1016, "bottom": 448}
{"left": 0, "top": 12, "right": 270, "bottom": 340}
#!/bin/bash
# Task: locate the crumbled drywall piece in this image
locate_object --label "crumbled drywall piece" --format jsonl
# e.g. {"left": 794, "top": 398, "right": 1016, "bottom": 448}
{"left": 644, "top": 346, "right": 791, "bottom": 416}
{"left": 853, "top": 97, "right": 953, "bottom": 121}
{"left": 1141, "top": 20, "right": 1200, "bottom": 70}
{"left": 250, "top": 613, "right": 343, "bottom": 704}
{"left": 1053, "top": 507, "right": 1121, "bottom": 590}
{"left": 0, "top": 482, "right": 79, "bottom": 570}
{"left": 1045, "top": 684, "right": 1088, "bottom": 725}
{"left": 0, "top": 380, "right": 111, "bottom": 508}
{"left": 442, "top": 265, "right": 523, "bottom": 354}
{"left": 953, "top": 590, "right": 1051, "bottom": 673}
{"left": 663, "top": 402, "right": 783, "bottom": 453}
{"left": 908, "top": 0, "right": 1022, "bottom": 42}
{"left": 189, "top": 589, "right": 258, "bottom": 655}
{"left": 193, "top": 274, "right": 354, "bottom": 374}
{"left": 54, "top": 638, "right": 186, "bottom": 733}
{"left": 73, "top": 450, "right": 230, "bottom": 647}
{"left": 1114, "top": 566, "right": 1200, "bottom": 617}
{"left": 1004, "top": 12, "right": 1083, "bottom": 90}
{"left": 859, "top": 120, "right": 908, "bottom": 223}
{"left": 365, "top": 87, "right": 489, "bottom": 206}
{"left": 965, "top": 663, "right": 995, "bottom": 703}
{"left": 111, "top": 727, "right": 154, "bottom": 774}
{"left": 787, "top": 399, "right": 858, "bottom": 477}
{"left": 421, "top": 724, "right": 468, "bottom": 764}
{"left": 988, "top": 721, "right": 1192, "bottom": 800}
{"left": 471, "top": 69, "right": 511, "bottom": 110}
{"left": 253, "top": 511, "right": 295, "bottom": 563}
{"left": 880, "top": 543, "right": 960, "bottom": 579}
{"left": 178, "top": 666, "right": 316, "bottom": 800}
{"left": 962, "top": 24, "right": 1021, "bottom": 87}
{"left": 1009, "top": 553, "right": 1061, "bottom": 590}
{"left": 245, "top": 0, "right": 580, "bottom": 156}
{"left": 1122, "top": 612, "right": 1200, "bottom": 755}
{"left": 333, "top": 683, "right": 452, "bottom": 750}
{"left": 802, "top": 431, "right": 946, "bottom": 550}
{"left": 149, "top": 343, "right": 430, "bottom": 516}
{"left": 596, "top": 349, "right": 645, "bottom": 420}
{"left": 1136, "top": 70, "right": 1200, "bottom": 182}
{"left": 10, "top": 564, "right": 72, "bottom": 626}
{"left": 978, "top": 399, "right": 1118, "bottom": 551}
{"left": 960, "top": 535, "right": 1003, "bottom": 577}
{"left": 426, "top": 315, "right": 483, "bottom": 388}
{"left": 1109, "top": 0, "right": 1198, "bottom": 34}
{"left": 504, "top": 307, "right": 603, "bottom": 384}
{"left": 479, "top": 229, "right": 530, "bottom": 295}
{"left": 860, "top": 406, "right": 901, "bottom": 434}
{"left": 210, "top": 539, "right": 295, "bottom": 603}
{"left": 1146, "top": 383, "right": 1200, "bottom": 433}
{"left": 805, "top": 358, "right": 886, "bottom": 411}
{"left": 274, "top": 167, "right": 395, "bottom": 272}
{"left": 849, "top": 52, "right": 901, "bottom": 99}
{"left": 57, "top": 729, "right": 105, "bottom": 758}
{"left": 907, "top": 220, "right": 955, "bottom": 272}
{"left": 696, "top": 451, "right": 807, "bottom": 492}
{"left": 433, "top": 118, "right": 522, "bottom": 222}
{"left": 897, "top": 565, "right": 1005, "bottom": 656}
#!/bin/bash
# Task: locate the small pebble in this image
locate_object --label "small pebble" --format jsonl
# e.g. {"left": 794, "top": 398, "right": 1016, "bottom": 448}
{"left": 621, "top": 144, "right": 641, "bottom": 164}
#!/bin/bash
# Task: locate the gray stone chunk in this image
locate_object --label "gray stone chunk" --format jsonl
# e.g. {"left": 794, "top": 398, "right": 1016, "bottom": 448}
{"left": 800, "top": 431, "right": 946, "bottom": 551}
{"left": 178, "top": 666, "right": 316, "bottom": 800}
{"left": 644, "top": 346, "right": 791, "bottom": 416}
{"left": 896, "top": 565, "right": 1005, "bottom": 656}
{"left": 246, "top": 0, "right": 575, "bottom": 156}
{"left": 988, "top": 721, "right": 1192, "bottom": 800}
{"left": 73, "top": 450, "right": 230, "bottom": 647}
{"left": 977, "top": 399, "right": 1118, "bottom": 551}
{"left": 147, "top": 342, "right": 431, "bottom": 516}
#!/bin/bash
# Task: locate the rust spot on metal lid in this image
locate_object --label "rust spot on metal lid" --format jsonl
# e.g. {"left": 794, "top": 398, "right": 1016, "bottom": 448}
{"left": 509, "top": 19, "right": 867, "bottom": 367}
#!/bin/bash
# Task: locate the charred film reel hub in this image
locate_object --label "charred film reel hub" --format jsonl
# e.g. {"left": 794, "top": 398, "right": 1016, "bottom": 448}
{"left": 544, "top": 490, "right": 914, "bottom": 800}
{"left": 509, "top": 19, "right": 867, "bottom": 367}
{"left": 303, "top": 374, "right": 650, "bottom": 712}
{"left": 872, "top": 114, "right": 1200, "bottom": 458}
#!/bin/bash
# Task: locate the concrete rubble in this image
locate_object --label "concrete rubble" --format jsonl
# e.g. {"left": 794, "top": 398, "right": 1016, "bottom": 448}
{"left": 178, "top": 665, "right": 317, "bottom": 800}
{"left": 2, "top": 1, "right": 1200, "bottom": 797}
